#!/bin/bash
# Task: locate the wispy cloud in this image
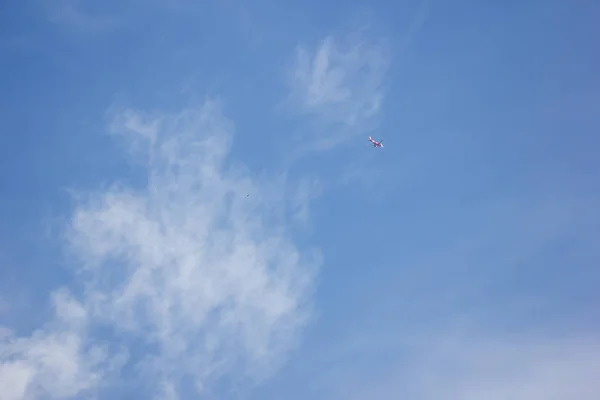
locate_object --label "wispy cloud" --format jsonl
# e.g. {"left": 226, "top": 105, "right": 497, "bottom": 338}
{"left": 346, "top": 331, "right": 600, "bottom": 400}
{"left": 0, "top": 290, "right": 111, "bottom": 400}
{"left": 0, "top": 100, "right": 320, "bottom": 398}
{"left": 414, "top": 334, "right": 600, "bottom": 400}
{"left": 289, "top": 176, "right": 322, "bottom": 225}
{"left": 285, "top": 31, "right": 391, "bottom": 150}
{"left": 307, "top": 182, "right": 600, "bottom": 399}
{"left": 47, "top": 0, "right": 119, "bottom": 30}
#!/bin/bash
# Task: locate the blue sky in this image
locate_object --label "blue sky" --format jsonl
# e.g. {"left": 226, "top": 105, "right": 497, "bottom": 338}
{"left": 1, "top": 0, "right": 599, "bottom": 399}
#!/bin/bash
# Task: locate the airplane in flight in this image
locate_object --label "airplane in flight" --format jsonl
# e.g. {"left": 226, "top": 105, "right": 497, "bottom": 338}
{"left": 368, "top": 136, "right": 384, "bottom": 148}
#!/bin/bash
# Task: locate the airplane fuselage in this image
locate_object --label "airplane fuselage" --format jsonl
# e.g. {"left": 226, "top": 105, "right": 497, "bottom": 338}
{"left": 368, "top": 136, "right": 383, "bottom": 147}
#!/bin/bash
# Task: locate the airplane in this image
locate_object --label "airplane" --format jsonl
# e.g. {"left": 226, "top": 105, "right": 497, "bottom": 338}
{"left": 368, "top": 136, "right": 384, "bottom": 148}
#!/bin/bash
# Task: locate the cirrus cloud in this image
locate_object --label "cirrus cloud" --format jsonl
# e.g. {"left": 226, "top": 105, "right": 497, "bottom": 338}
{"left": 285, "top": 31, "right": 391, "bottom": 150}
{"left": 1, "top": 100, "right": 321, "bottom": 399}
{"left": 346, "top": 332, "right": 600, "bottom": 400}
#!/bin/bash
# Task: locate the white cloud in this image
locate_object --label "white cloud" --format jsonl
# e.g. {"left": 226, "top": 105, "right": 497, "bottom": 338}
{"left": 329, "top": 330, "right": 600, "bottom": 400}
{"left": 0, "top": 290, "right": 108, "bottom": 400}
{"left": 286, "top": 32, "right": 390, "bottom": 150}
{"left": 1, "top": 100, "right": 320, "bottom": 398}
{"left": 407, "top": 333, "right": 600, "bottom": 400}
{"left": 289, "top": 177, "right": 322, "bottom": 225}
